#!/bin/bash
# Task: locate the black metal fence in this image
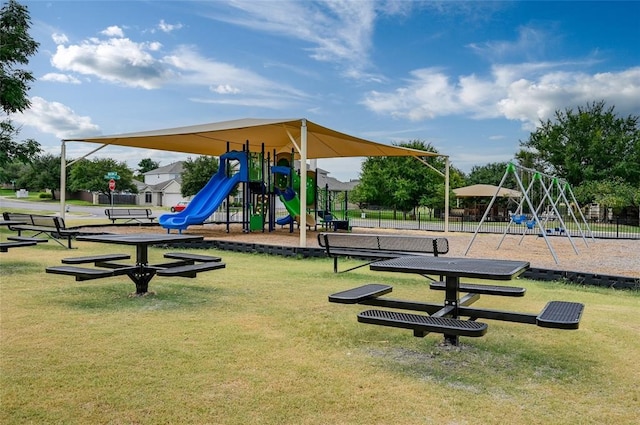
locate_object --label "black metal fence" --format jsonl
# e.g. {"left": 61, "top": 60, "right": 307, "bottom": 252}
{"left": 340, "top": 210, "right": 640, "bottom": 240}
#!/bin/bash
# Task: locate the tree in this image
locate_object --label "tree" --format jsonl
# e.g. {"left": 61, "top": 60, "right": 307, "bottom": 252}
{"left": 0, "top": 0, "right": 41, "bottom": 167}
{"left": 137, "top": 158, "right": 159, "bottom": 176}
{"left": 181, "top": 156, "right": 219, "bottom": 197}
{"left": 355, "top": 141, "right": 461, "bottom": 215}
{"left": 465, "top": 162, "right": 511, "bottom": 186}
{"left": 68, "top": 158, "right": 137, "bottom": 195}
{"left": 16, "top": 154, "right": 65, "bottom": 199}
{"left": 517, "top": 101, "right": 640, "bottom": 188}
{"left": 0, "top": 157, "right": 28, "bottom": 187}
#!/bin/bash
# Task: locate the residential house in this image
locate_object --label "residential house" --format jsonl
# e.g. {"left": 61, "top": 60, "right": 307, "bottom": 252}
{"left": 138, "top": 162, "right": 185, "bottom": 207}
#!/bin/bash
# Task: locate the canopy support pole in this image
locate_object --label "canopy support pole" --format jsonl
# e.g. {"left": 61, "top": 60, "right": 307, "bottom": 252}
{"left": 299, "top": 119, "right": 307, "bottom": 247}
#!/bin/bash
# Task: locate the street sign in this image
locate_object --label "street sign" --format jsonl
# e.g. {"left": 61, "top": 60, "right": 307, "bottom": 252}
{"left": 108, "top": 179, "right": 116, "bottom": 191}
{"left": 104, "top": 171, "right": 120, "bottom": 180}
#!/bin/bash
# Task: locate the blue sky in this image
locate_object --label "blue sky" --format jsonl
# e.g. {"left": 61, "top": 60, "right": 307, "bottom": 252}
{"left": 14, "top": 0, "right": 640, "bottom": 181}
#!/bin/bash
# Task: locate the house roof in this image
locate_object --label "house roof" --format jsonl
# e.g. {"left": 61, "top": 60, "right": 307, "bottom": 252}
{"left": 144, "top": 161, "right": 184, "bottom": 175}
{"left": 453, "top": 184, "right": 522, "bottom": 198}
{"left": 63, "top": 118, "right": 439, "bottom": 160}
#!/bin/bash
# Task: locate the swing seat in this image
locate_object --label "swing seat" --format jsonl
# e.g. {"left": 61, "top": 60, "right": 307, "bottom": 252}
{"left": 525, "top": 220, "right": 536, "bottom": 229}
{"left": 510, "top": 214, "right": 527, "bottom": 224}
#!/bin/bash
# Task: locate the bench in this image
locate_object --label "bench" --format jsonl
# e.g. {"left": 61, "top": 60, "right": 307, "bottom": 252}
{"left": 61, "top": 254, "right": 131, "bottom": 264}
{"left": 429, "top": 281, "right": 526, "bottom": 297}
{"left": 156, "top": 261, "right": 226, "bottom": 278}
{"left": 328, "top": 284, "right": 487, "bottom": 338}
{"left": 1, "top": 240, "right": 38, "bottom": 252}
{"left": 2, "top": 212, "right": 78, "bottom": 249}
{"left": 46, "top": 265, "right": 115, "bottom": 281}
{"left": 358, "top": 309, "right": 488, "bottom": 338}
{"left": 104, "top": 208, "right": 156, "bottom": 223}
{"left": 163, "top": 252, "right": 222, "bottom": 263}
{"left": 536, "top": 301, "right": 584, "bottom": 329}
{"left": 318, "top": 232, "right": 449, "bottom": 273}
{"left": 328, "top": 283, "right": 393, "bottom": 304}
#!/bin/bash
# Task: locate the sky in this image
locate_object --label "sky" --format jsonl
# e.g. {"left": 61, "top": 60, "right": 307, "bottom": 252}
{"left": 12, "top": 0, "right": 640, "bottom": 182}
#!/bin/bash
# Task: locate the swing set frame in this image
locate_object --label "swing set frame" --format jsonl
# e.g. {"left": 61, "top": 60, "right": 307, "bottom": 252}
{"left": 465, "top": 162, "right": 594, "bottom": 264}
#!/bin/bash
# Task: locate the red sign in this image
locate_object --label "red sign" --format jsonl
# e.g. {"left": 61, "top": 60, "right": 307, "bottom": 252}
{"left": 108, "top": 179, "right": 116, "bottom": 191}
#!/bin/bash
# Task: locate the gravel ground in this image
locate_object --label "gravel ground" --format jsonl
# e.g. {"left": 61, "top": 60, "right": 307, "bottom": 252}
{"left": 91, "top": 223, "right": 639, "bottom": 278}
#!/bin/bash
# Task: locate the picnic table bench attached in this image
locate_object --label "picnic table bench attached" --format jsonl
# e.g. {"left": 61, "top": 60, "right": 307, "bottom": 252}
{"left": 318, "top": 232, "right": 449, "bottom": 273}
{"left": 2, "top": 212, "right": 78, "bottom": 249}
{"left": 104, "top": 208, "right": 156, "bottom": 223}
{"left": 1, "top": 240, "right": 38, "bottom": 252}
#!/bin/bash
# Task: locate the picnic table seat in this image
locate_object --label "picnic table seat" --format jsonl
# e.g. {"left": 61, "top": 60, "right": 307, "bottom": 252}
{"left": 536, "top": 301, "right": 584, "bottom": 329}
{"left": 156, "top": 261, "right": 226, "bottom": 278}
{"left": 429, "top": 281, "right": 526, "bottom": 297}
{"left": 357, "top": 309, "right": 488, "bottom": 338}
{"left": 1, "top": 240, "right": 38, "bottom": 252}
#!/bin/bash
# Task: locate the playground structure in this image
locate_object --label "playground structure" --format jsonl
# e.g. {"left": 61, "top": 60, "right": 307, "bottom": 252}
{"left": 159, "top": 144, "right": 347, "bottom": 234}
{"left": 465, "top": 163, "right": 594, "bottom": 264}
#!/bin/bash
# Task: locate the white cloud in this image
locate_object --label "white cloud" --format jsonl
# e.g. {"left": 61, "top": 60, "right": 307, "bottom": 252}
{"left": 100, "top": 25, "right": 125, "bottom": 38}
{"left": 52, "top": 33, "right": 68, "bottom": 44}
{"left": 41, "top": 73, "right": 81, "bottom": 84}
{"left": 202, "top": 0, "right": 388, "bottom": 79}
{"left": 50, "top": 37, "right": 171, "bottom": 89}
{"left": 158, "top": 19, "right": 183, "bottom": 33}
{"left": 211, "top": 84, "right": 241, "bottom": 94}
{"left": 164, "top": 45, "right": 308, "bottom": 100}
{"left": 15, "top": 97, "right": 101, "bottom": 139}
{"left": 362, "top": 64, "right": 640, "bottom": 129}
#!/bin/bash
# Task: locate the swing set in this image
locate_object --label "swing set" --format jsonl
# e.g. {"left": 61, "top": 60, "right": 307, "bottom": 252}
{"left": 465, "top": 163, "right": 594, "bottom": 264}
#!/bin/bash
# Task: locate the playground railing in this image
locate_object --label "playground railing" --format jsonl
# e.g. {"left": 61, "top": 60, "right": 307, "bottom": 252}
{"left": 343, "top": 210, "right": 640, "bottom": 240}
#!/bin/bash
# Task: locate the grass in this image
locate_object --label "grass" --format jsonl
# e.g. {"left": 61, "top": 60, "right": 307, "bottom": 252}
{"left": 1, "top": 240, "right": 639, "bottom": 425}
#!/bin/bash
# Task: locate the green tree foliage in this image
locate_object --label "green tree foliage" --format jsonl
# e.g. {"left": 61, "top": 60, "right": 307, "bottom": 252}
{"left": 517, "top": 101, "right": 640, "bottom": 187}
{"left": 573, "top": 178, "right": 639, "bottom": 214}
{"left": 181, "top": 156, "right": 219, "bottom": 197}
{"left": 0, "top": 158, "right": 27, "bottom": 186}
{"left": 465, "top": 162, "right": 511, "bottom": 186}
{"left": 0, "top": 0, "right": 41, "bottom": 167}
{"left": 137, "top": 158, "right": 159, "bottom": 176}
{"left": 68, "top": 158, "right": 137, "bottom": 195}
{"left": 356, "top": 141, "right": 463, "bottom": 214}
{"left": 16, "top": 154, "right": 64, "bottom": 199}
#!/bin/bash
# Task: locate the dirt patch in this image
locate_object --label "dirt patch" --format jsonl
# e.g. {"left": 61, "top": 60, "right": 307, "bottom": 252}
{"left": 82, "top": 223, "right": 639, "bottom": 278}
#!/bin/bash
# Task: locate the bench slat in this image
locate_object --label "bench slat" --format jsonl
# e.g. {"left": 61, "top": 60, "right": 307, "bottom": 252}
{"left": 329, "top": 284, "right": 393, "bottom": 304}
{"left": 46, "top": 266, "right": 114, "bottom": 281}
{"left": 7, "top": 236, "right": 49, "bottom": 243}
{"left": 537, "top": 301, "right": 584, "bottom": 329}
{"left": 429, "top": 281, "right": 526, "bottom": 297}
{"left": 156, "top": 262, "right": 226, "bottom": 277}
{"left": 1, "top": 241, "right": 37, "bottom": 252}
{"left": 357, "top": 309, "right": 488, "bottom": 337}
{"left": 61, "top": 254, "right": 131, "bottom": 264}
{"left": 163, "top": 252, "right": 222, "bottom": 262}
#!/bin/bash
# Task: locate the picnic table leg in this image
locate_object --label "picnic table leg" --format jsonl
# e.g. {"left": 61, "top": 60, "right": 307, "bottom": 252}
{"left": 443, "top": 276, "right": 460, "bottom": 346}
{"left": 127, "top": 244, "right": 154, "bottom": 295}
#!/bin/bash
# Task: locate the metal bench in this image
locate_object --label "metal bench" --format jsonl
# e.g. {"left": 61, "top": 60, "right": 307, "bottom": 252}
{"left": 1, "top": 240, "right": 38, "bottom": 252}
{"left": 318, "top": 232, "right": 449, "bottom": 273}
{"left": 46, "top": 265, "right": 116, "bottom": 281}
{"left": 429, "top": 281, "right": 526, "bottom": 297}
{"left": 536, "top": 301, "right": 584, "bottom": 329}
{"left": 156, "top": 261, "right": 226, "bottom": 278}
{"left": 104, "top": 208, "right": 156, "bottom": 223}
{"left": 61, "top": 254, "right": 131, "bottom": 264}
{"left": 163, "top": 252, "right": 222, "bottom": 262}
{"left": 328, "top": 284, "right": 393, "bottom": 304}
{"left": 2, "top": 212, "right": 78, "bottom": 249}
{"left": 358, "top": 309, "right": 488, "bottom": 338}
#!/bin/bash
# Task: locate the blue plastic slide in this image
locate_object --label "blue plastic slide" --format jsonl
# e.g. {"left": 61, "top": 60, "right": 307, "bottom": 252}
{"left": 159, "top": 151, "right": 247, "bottom": 232}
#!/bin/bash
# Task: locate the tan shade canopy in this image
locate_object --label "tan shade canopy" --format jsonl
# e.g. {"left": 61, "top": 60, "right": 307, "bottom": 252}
{"left": 64, "top": 118, "right": 437, "bottom": 160}
{"left": 453, "top": 184, "right": 522, "bottom": 198}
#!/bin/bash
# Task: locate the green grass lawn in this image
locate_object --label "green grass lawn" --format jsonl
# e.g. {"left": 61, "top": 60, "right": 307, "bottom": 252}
{"left": 1, "top": 242, "right": 638, "bottom": 424}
